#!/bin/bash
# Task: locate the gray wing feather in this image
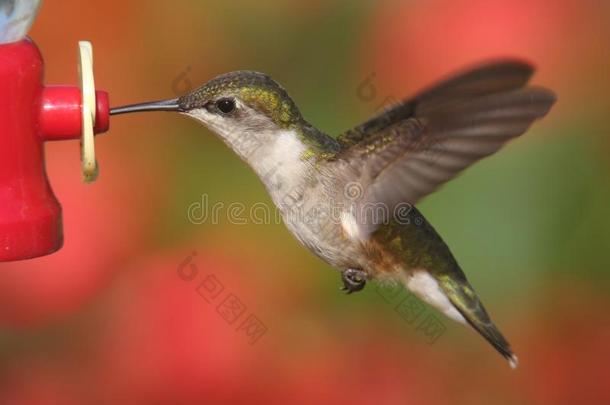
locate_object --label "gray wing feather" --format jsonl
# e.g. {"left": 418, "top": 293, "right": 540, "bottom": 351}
{"left": 334, "top": 61, "right": 556, "bottom": 237}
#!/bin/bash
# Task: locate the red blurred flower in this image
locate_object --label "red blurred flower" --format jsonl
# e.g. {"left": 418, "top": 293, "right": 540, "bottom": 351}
{"left": 362, "top": 0, "right": 603, "bottom": 96}
{"left": 92, "top": 251, "right": 271, "bottom": 404}
{"left": 517, "top": 282, "right": 610, "bottom": 404}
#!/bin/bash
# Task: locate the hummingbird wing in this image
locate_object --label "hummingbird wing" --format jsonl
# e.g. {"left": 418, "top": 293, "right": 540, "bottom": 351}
{"left": 334, "top": 60, "right": 556, "bottom": 238}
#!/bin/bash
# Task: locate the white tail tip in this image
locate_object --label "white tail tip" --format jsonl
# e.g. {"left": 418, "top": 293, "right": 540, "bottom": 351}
{"left": 508, "top": 354, "right": 519, "bottom": 369}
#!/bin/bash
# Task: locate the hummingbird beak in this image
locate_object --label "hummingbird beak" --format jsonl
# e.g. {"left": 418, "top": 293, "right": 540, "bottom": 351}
{"left": 110, "top": 98, "right": 184, "bottom": 115}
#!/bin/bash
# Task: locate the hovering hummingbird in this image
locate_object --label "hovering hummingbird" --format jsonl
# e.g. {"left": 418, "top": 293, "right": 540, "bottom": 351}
{"left": 111, "top": 60, "right": 555, "bottom": 368}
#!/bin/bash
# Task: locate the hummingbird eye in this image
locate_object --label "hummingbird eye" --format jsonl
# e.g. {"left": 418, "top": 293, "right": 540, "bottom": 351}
{"left": 216, "top": 98, "right": 236, "bottom": 114}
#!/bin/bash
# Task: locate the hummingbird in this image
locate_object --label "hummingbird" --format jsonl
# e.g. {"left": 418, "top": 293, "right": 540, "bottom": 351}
{"left": 111, "top": 60, "right": 555, "bottom": 368}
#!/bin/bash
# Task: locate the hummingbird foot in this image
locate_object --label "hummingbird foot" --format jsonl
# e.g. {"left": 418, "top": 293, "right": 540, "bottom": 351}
{"left": 340, "top": 268, "right": 367, "bottom": 294}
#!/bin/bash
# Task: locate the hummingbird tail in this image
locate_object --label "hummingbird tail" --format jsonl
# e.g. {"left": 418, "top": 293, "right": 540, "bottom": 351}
{"left": 401, "top": 269, "right": 518, "bottom": 368}
{"left": 439, "top": 275, "right": 519, "bottom": 369}
{"left": 457, "top": 306, "right": 519, "bottom": 369}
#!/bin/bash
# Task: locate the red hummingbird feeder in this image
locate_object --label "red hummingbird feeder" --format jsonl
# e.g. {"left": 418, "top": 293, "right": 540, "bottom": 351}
{"left": 0, "top": 0, "right": 110, "bottom": 261}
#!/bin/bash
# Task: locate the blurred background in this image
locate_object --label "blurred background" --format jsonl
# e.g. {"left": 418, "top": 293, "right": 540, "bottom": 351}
{"left": 1, "top": 0, "right": 610, "bottom": 403}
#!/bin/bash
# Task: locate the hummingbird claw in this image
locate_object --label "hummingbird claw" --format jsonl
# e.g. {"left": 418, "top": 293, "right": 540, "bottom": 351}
{"left": 341, "top": 268, "right": 367, "bottom": 294}
{"left": 339, "top": 285, "right": 354, "bottom": 294}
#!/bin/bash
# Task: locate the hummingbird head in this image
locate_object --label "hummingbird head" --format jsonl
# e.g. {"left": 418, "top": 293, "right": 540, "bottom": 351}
{"left": 179, "top": 70, "right": 303, "bottom": 132}
{"left": 111, "top": 70, "right": 340, "bottom": 168}
{"left": 111, "top": 71, "right": 304, "bottom": 155}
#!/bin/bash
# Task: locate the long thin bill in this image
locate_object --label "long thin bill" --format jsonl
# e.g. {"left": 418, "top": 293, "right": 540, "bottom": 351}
{"left": 110, "top": 98, "right": 183, "bottom": 115}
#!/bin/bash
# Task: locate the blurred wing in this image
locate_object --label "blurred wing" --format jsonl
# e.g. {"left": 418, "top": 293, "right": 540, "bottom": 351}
{"left": 335, "top": 60, "right": 556, "bottom": 237}
{"left": 338, "top": 60, "right": 537, "bottom": 148}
